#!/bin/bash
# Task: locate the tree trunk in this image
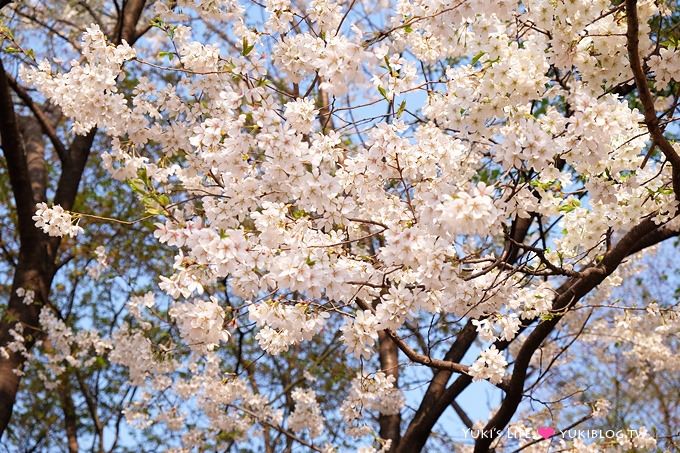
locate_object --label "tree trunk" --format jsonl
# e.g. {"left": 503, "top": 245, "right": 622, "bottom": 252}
{"left": 378, "top": 331, "right": 401, "bottom": 451}
{"left": 60, "top": 374, "right": 80, "bottom": 453}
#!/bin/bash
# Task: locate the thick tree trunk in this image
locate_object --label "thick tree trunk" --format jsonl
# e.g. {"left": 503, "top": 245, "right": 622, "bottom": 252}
{"left": 378, "top": 332, "right": 400, "bottom": 451}
{"left": 0, "top": 246, "right": 53, "bottom": 433}
{"left": 0, "top": 57, "right": 53, "bottom": 436}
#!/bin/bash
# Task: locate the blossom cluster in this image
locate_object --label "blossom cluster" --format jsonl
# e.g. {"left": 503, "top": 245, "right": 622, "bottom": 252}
{"left": 468, "top": 345, "right": 508, "bottom": 385}
{"left": 32, "top": 202, "right": 83, "bottom": 238}
{"left": 169, "top": 298, "right": 230, "bottom": 352}
{"left": 288, "top": 388, "right": 325, "bottom": 438}
{"left": 37, "top": 307, "right": 111, "bottom": 388}
{"left": 249, "top": 300, "right": 329, "bottom": 354}
{"left": 15, "top": 287, "right": 35, "bottom": 305}
{"left": 340, "top": 372, "right": 404, "bottom": 438}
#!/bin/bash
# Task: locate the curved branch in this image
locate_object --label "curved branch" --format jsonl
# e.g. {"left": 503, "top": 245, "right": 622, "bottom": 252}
{"left": 7, "top": 75, "right": 68, "bottom": 163}
{"left": 0, "top": 59, "right": 36, "bottom": 243}
{"left": 385, "top": 328, "right": 471, "bottom": 375}
{"left": 626, "top": 0, "right": 680, "bottom": 195}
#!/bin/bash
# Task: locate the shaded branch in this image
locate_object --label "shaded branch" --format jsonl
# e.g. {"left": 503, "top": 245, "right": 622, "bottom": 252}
{"left": 354, "top": 298, "right": 471, "bottom": 375}
{"left": 0, "top": 58, "right": 37, "bottom": 244}
{"left": 113, "top": 0, "right": 147, "bottom": 45}
{"left": 385, "top": 327, "right": 471, "bottom": 375}
{"left": 7, "top": 75, "right": 68, "bottom": 163}
{"left": 451, "top": 400, "right": 474, "bottom": 430}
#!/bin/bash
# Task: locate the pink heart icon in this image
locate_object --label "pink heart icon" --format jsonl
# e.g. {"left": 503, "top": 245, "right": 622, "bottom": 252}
{"left": 537, "top": 426, "right": 555, "bottom": 439}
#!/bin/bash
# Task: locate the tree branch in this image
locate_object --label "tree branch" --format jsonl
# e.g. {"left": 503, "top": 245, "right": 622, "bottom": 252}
{"left": 354, "top": 298, "right": 471, "bottom": 375}
{"left": 385, "top": 328, "right": 471, "bottom": 375}
{"left": 626, "top": 0, "right": 680, "bottom": 195}
{"left": 7, "top": 75, "right": 68, "bottom": 164}
{"left": 451, "top": 400, "right": 474, "bottom": 429}
{"left": 0, "top": 58, "right": 37, "bottom": 243}
{"left": 114, "top": 0, "right": 147, "bottom": 45}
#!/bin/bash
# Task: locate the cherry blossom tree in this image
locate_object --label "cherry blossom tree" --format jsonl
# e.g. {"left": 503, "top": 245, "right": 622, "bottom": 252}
{"left": 2, "top": 0, "right": 680, "bottom": 451}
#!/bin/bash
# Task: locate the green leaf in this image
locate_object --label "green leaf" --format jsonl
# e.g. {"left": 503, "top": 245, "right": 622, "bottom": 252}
{"left": 384, "top": 56, "right": 395, "bottom": 76}
{"left": 137, "top": 167, "right": 150, "bottom": 185}
{"left": 396, "top": 100, "right": 406, "bottom": 118}
{"left": 143, "top": 196, "right": 163, "bottom": 216}
{"left": 242, "top": 37, "right": 255, "bottom": 56}
{"left": 291, "top": 208, "right": 308, "bottom": 220}
{"left": 558, "top": 198, "right": 581, "bottom": 213}
{"left": 530, "top": 179, "right": 554, "bottom": 190}
{"left": 0, "top": 25, "right": 14, "bottom": 41}
{"left": 157, "top": 193, "right": 171, "bottom": 206}
{"left": 471, "top": 51, "right": 485, "bottom": 65}
{"left": 94, "top": 356, "right": 108, "bottom": 368}
{"left": 486, "top": 55, "right": 501, "bottom": 65}
{"left": 150, "top": 17, "right": 165, "bottom": 29}
{"left": 127, "top": 178, "right": 146, "bottom": 194}
{"left": 158, "top": 50, "right": 175, "bottom": 61}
